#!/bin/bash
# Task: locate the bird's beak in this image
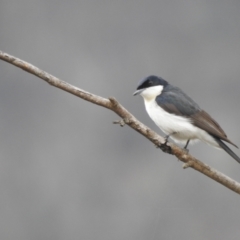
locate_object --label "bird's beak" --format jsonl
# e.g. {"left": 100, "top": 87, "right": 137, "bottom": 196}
{"left": 133, "top": 89, "right": 144, "bottom": 96}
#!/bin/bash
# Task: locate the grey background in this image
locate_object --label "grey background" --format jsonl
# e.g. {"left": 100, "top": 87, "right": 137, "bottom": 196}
{"left": 1, "top": 1, "right": 240, "bottom": 239}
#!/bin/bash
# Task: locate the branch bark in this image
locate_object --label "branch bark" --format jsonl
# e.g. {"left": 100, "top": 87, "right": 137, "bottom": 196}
{"left": 0, "top": 50, "right": 240, "bottom": 194}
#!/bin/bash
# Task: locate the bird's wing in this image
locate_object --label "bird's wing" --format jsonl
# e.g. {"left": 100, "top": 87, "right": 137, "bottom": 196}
{"left": 156, "top": 86, "right": 238, "bottom": 148}
{"left": 191, "top": 110, "right": 238, "bottom": 147}
{"left": 156, "top": 86, "right": 201, "bottom": 116}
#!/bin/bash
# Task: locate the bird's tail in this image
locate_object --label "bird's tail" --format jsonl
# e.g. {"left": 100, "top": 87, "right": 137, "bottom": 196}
{"left": 213, "top": 137, "right": 240, "bottom": 164}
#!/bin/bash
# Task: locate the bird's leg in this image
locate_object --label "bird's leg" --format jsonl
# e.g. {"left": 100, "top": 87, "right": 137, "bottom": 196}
{"left": 164, "top": 134, "right": 170, "bottom": 143}
{"left": 183, "top": 140, "right": 190, "bottom": 153}
{"left": 164, "top": 132, "right": 176, "bottom": 145}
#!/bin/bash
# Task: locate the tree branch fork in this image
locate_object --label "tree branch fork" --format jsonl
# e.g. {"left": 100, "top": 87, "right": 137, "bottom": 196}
{"left": 0, "top": 50, "right": 240, "bottom": 194}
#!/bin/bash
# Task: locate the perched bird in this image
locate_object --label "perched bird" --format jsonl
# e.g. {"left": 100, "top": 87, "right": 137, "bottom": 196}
{"left": 133, "top": 75, "right": 240, "bottom": 163}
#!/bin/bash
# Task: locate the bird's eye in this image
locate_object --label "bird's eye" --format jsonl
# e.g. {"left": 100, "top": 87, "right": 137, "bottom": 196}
{"left": 148, "top": 80, "right": 153, "bottom": 85}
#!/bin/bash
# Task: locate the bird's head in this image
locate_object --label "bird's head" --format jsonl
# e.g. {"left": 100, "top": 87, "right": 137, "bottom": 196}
{"left": 133, "top": 75, "right": 168, "bottom": 101}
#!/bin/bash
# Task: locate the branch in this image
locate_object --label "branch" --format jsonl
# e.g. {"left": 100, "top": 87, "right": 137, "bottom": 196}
{"left": 0, "top": 50, "right": 240, "bottom": 195}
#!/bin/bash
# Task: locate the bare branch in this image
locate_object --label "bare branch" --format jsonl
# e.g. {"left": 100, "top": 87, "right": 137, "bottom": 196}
{"left": 0, "top": 50, "right": 240, "bottom": 194}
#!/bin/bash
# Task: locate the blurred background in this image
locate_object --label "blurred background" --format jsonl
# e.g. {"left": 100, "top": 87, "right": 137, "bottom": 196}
{"left": 1, "top": 1, "right": 240, "bottom": 239}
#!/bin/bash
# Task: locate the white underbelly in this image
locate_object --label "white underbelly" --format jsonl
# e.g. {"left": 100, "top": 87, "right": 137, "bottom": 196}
{"left": 144, "top": 99, "right": 219, "bottom": 147}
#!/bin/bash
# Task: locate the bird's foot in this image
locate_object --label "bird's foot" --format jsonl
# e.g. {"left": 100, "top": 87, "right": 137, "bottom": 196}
{"left": 164, "top": 133, "right": 172, "bottom": 145}
{"left": 164, "top": 132, "right": 177, "bottom": 145}
{"left": 183, "top": 140, "right": 190, "bottom": 153}
{"left": 163, "top": 135, "right": 169, "bottom": 145}
{"left": 182, "top": 147, "right": 189, "bottom": 153}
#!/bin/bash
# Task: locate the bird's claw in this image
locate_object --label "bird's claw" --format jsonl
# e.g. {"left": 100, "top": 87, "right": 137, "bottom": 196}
{"left": 183, "top": 147, "right": 189, "bottom": 153}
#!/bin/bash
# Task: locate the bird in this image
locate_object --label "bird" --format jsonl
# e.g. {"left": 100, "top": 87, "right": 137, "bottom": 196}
{"left": 133, "top": 75, "right": 240, "bottom": 163}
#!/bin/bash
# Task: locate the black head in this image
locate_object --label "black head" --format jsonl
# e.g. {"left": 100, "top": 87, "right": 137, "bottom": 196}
{"left": 136, "top": 75, "right": 168, "bottom": 90}
{"left": 133, "top": 75, "right": 169, "bottom": 96}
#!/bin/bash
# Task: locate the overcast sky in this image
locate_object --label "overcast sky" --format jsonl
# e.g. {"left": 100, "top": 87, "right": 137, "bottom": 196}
{"left": 1, "top": 1, "right": 240, "bottom": 239}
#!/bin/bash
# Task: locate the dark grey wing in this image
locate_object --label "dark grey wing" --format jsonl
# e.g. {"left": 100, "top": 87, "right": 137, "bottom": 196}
{"left": 156, "top": 85, "right": 238, "bottom": 148}
{"left": 156, "top": 85, "right": 201, "bottom": 116}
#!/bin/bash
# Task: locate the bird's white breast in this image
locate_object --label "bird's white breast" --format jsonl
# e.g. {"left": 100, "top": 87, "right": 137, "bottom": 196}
{"left": 143, "top": 98, "right": 219, "bottom": 147}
